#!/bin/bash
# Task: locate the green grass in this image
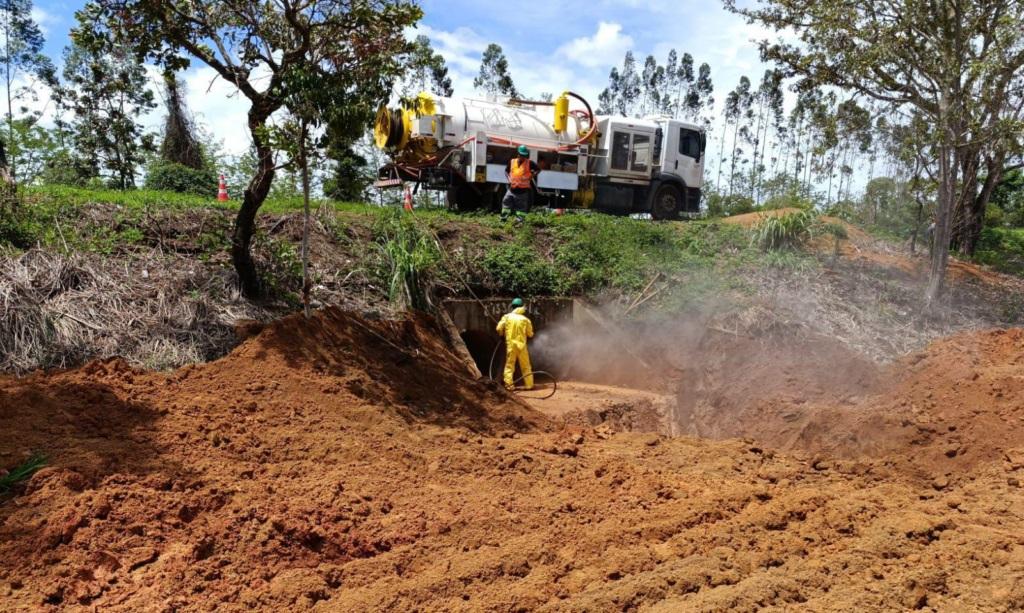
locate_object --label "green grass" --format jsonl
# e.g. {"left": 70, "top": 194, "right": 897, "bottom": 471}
{"left": 1, "top": 185, "right": 827, "bottom": 312}
{"left": 752, "top": 209, "right": 817, "bottom": 251}
{"left": 24, "top": 184, "right": 380, "bottom": 214}
{"left": 0, "top": 453, "right": 47, "bottom": 498}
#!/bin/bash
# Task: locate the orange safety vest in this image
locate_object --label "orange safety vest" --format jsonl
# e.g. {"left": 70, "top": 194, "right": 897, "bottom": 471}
{"left": 509, "top": 158, "right": 533, "bottom": 189}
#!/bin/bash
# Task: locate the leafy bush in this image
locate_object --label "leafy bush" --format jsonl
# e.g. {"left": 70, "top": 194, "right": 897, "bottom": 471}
{"left": 975, "top": 227, "right": 1024, "bottom": 276}
{"left": 373, "top": 209, "right": 440, "bottom": 309}
{"left": 251, "top": 232, "right": 303, "bottom": 301}
{"left": 39, "top": 151, "right": 97, "bottom": 187}
{"left": 763, "top": 191, "right": 816, "bottom": 211}
{"left": 144, "top": 160, "right": 218, "bottom": 197}
{"left": 0, "top": 208, "right": 40, "bottom": 249}
{"left": 705, "top": 192, "right": 756, "bottom": 217}
{"left": 483, "top": 242, "right": 561, "bottom": 296}
{"left": 752, "top": 209, "right": 818, "bottom": 251}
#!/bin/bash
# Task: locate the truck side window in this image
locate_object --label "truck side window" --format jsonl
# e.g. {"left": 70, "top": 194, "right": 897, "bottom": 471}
{"left": 631, "top": 134, "right": 651, "bottom": 172}
{"left": 679, "top": 128, "right": 701, "bottom": 159}
{"left": 611, "top": 132, "right": 631, "bottom": 170}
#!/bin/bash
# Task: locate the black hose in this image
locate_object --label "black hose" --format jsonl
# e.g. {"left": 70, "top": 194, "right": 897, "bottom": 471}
{"left": 488, "top": 340, "right": 558, "bottom": 399}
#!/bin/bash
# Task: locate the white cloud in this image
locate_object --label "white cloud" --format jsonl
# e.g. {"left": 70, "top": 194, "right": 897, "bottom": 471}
{"left": 178, "top": 66, "right": 253, "bottom": 157}
{"left": 30, "top": 7, "right": 56, "bottom": 36}
{"left": 557, "top": 22, "right": 634, "bottom": 69}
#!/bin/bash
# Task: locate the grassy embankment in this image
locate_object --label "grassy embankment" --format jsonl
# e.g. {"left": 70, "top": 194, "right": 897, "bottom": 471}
{"left": 1, "top": 185, "right": 821, "bottom": 311}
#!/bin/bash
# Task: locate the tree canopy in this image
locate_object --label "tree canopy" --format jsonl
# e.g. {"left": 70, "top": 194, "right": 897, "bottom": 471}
{"left": 85, "top": 0, "right": 422, "bottom": 297}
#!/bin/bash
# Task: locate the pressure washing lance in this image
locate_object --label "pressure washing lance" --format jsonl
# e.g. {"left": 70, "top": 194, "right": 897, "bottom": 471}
{"left": 487, "top": 340, "right": 558, "bottom": 400}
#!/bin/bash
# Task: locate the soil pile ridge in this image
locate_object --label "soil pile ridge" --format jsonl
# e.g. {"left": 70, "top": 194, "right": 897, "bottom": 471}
{"left": 1, "top": 312, "right": 1022, "bottom": 611}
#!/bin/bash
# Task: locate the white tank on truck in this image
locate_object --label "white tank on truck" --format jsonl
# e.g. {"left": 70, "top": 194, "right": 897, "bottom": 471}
{"left": 374, "top": 91, "right": 707, "bottom": 219}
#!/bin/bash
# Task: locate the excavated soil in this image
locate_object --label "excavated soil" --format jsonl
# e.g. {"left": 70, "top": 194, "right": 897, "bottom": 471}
{"left": 2, "top": 308, "right": 1024, "bottom": 611}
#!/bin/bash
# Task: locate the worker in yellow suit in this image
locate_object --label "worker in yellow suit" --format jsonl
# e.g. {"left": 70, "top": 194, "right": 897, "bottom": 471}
{"left": 496, "top": 298, "right": 534, "bottom": 390}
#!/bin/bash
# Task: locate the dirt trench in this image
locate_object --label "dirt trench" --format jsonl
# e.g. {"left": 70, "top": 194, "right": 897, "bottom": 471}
{"left": 1, "top": 307, "right": 1023, "bottom": 611}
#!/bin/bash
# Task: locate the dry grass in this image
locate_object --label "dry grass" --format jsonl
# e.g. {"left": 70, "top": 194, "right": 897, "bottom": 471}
{"left": 0, "top": 249, "right": 272, "bottom": 373}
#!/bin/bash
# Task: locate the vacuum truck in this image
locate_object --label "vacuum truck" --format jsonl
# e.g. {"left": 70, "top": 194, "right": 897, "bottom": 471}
{"left": 373, "top": 91, "right": 707, "bottom": 219}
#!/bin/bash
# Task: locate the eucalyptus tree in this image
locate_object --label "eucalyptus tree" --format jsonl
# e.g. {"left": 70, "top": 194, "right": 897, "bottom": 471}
{"left": 402, "top": 35, "right": 453, "bottom": 98}
{"left": 724, "top": 76, "right": 752, "bottom": 198}
{"left": 474, "top": 43, "right": 518, "bottom": 98}
{"left": 726, "top": 0, "right": 1024, "bottom": 303}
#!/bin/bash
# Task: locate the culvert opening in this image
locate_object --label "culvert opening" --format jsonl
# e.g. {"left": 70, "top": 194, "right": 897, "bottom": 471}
{"left": 444, "top": 298, "right": 575, "bottom": 382}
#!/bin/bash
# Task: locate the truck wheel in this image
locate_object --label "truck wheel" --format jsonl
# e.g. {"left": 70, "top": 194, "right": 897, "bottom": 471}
{"left": 651, "top": 184, "right": 682, "bottom": 220}
{"left": 446, "top": 184, "right": 478, "bottom": 212}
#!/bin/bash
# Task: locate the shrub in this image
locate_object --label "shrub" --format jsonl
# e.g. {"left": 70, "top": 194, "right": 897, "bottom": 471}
{"left": 39, "top": 151, "right": 96, "bottom": 187}
{"left": 0, "top": 208, "right": 40, "bottom": 249}
{"left": 975, "top": 227, "right": 1024, "bottom": 276}
{"left": 482, "top": 243, "right": 560, "bottom": 296}
{"left": 752, "top": 209, "right": 817, "bottom": 251}
{"left": 373, "top": 209, "right": 440, "bottom": 309}
{"left": 144, "top": 160, "right": 218, "bottom": 197}
{"left": 706, "top": 192, "right": 756, "bottom": 217}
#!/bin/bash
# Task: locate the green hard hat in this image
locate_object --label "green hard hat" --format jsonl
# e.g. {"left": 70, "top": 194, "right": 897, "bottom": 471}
{"left": 517, "top": 145, "right": 529, "bottom": 156}
{"left": 511, "top": 297, "right": 524, "bottom": 307}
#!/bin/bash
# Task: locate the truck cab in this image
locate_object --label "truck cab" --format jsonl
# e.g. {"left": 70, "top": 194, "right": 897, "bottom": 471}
{"left": 593, "top": 116, "right": 706, "bottom": 219}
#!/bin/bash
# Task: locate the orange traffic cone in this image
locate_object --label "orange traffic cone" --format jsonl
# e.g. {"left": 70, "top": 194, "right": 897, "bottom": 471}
{"left": 403, "top": 185, "right": 414, "bottom": 211}
{"left": 217, "top": 175, "right": 229, "bottom": 202}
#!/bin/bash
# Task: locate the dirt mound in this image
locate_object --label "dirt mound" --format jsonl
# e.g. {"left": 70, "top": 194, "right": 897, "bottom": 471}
{"left": 1, "top": 311, "right": 1023, "bottom": 610}
{"left": 722, "top": 207, "right": 868, "bottom": 239}
{"left": 677, "top": 326, "right": 1024, "bottom": 480}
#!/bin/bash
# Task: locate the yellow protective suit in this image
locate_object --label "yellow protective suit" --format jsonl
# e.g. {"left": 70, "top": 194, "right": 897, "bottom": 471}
{"left": 496, "top": 307, "right": 534, "bottom": 390}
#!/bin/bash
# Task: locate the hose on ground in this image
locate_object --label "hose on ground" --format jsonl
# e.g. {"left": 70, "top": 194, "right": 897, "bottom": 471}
{"left": 488, "top": 340, "right": 558, "bottom": 400}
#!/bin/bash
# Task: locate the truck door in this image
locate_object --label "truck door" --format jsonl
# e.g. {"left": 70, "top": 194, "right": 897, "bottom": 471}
{"left": 608, "top": 130, "right": 654, "bottom": 180}
{"left": 670, "top": 125, "right": 705, "bottom": 188}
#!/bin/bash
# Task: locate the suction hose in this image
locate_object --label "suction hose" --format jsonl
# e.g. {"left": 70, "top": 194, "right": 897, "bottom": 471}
{"left": 488, "top": 340, "right": 558, "bottom": 400}
{"left": 566, "top": 91, "right": 597, "bottom": 146}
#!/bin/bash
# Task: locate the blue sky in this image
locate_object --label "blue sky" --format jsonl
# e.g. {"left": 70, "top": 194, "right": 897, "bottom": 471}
{"left": 27, "top": 0, "right": 776, "bottom": 156}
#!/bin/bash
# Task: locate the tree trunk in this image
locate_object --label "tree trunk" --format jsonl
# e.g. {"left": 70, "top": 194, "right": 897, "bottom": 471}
{"left": 715, "top": 118, "right": 728, "bottom": 193}
{"left": 728, "top": 120, "right": 740, "bottom": 199}
{"left": 951, "top": 152, "right": 1004, "bottom": 257}
{"left": 925, "top": 144, "right": 956, "bottom": 307}
{"left": 300, "top": 120, "right": 312, "bottom": 318}
{"left": 233, "top": 107, "right": 277, "bottom": 298}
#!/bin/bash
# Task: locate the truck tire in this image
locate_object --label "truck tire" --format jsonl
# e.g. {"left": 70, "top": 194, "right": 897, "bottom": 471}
{"left": 651, "top": 183, "right": 682, "bottom": 220}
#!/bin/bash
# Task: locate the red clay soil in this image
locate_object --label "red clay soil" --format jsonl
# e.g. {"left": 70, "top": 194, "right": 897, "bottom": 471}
{"left": 2, "top": 309, "right": 1023, "bottom": 611}
{"left": 677, "top": 326, "right": 1024, "bottom": 480}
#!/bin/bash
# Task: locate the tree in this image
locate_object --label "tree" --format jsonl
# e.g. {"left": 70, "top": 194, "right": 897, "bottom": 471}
{"left": 88, "top": 0, "right": 421, "bottom": 298}
{"left": 7, "top": 115, "right": 57, "bottom": 185}
{"left": 724, "top": 76, "right": 752, "bottom": 198}
{"left": 324, "top": 143, "right": 370, "bottom": 201}
{"left": 727, "top": 0, "right": 1024, "bottom": 304}
{"left": 617, "top": 51, "right": 640, "bottom": 116}
{"left": 693, "top": 63, "right": 714, "bottom": 126}
{"left": 401, "top": 35, "right": 453, "bottom": 98}
{"left": 639, "top": 54, "right": 661, "bottom": 116}
{"left": 661, "top": 49, "right": 678, "bottom": 116}
{"left": 159, "top": 74, "right": 203, "bottom": 170}
{"left": 0, "top": 0, "right": 54, "bottom": 186}
{"left": 597, "top": 67, "right": 620, "bottom": 115}
{"left": 675, "top": 52, "right": 694, "bottom": 119}
{"left": 473, "top": 43, "right": 519, "bottom": 98}
{"left": 748, "top": 70, "right": 782, "bottom": 203}
{"left": 56, "top": 32, "right": 156, "bottom": 190}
